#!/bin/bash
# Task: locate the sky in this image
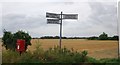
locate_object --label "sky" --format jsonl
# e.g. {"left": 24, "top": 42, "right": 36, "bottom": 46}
{"left": 0, "top": 0, "right": 117, "bottom": 2}
{"left": 0, "top": 0, "right": 118, "bottom": 38}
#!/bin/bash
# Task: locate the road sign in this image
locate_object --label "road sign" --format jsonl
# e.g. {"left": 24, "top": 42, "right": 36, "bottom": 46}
{"left": 46, "top": 12, "right": 60, "bottom": 19}
{"left": 63, "top": 14, "right": 78, "bottom": 19}
{"left": 47, "top": 19, "right": 60, "bottom": 24}
{"left": 46, "top": 12, "right": 78, "bottom": 49}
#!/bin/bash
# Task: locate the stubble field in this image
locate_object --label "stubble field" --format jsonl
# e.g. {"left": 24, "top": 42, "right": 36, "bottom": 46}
{"left": 28, "top": 39, "right": 118, "bottom": 59}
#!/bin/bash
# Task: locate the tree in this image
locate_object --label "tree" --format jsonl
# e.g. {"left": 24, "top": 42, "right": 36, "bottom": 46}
{"left": 2, "top": 31, "right": 15, "bottom": 50}
{"left": 98, "top": 32, "right": 108, "bottom": 40}
{"left": 112, "top": 36, "right": 119, "bottom": 40}
{"left": 13, "top": 31, "right": 32, "bottom": 51}
{"left": 2, "top": 30, "right": 32, "bottom": 51}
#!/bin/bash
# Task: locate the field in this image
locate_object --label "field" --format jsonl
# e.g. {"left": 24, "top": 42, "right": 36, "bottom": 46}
{"left": 28, "top": 39, "right": 118, "bottom": 59}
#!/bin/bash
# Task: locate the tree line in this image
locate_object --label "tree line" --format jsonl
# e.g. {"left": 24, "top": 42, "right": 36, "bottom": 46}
{"left": 33, "top": 32, "right": 119, "bottom": 40}
{"left": 87, "top": 32, "right": 119, "bottom": 40}
{"left": 33, "top": 36, "right": 88, "bottom": 39}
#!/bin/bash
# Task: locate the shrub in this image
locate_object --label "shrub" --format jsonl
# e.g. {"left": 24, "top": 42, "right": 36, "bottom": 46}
{"left": 2, "top": 50, "right": 20, "bottom": 63}
{"left": 43, "top": 46, "right": 88, "bottom": 63}
{"left": 99, "top": 58, "right": 119, "bottom": 63}
{"left": 86, "top": 57, "right": 100, "bottom": 63}
{"left": 13, "top": 30, "right": 32, "bottom": 51}
{"left": 2, "top": 30, "right": 32, "bottom": 51}
{"left": 2, "top": 31, "right": 15, "bottom": 50}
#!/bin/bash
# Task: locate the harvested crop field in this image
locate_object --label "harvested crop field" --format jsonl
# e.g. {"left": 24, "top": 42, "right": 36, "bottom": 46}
{"left": 28, "top": 39, "right": 118, "bottom": 59}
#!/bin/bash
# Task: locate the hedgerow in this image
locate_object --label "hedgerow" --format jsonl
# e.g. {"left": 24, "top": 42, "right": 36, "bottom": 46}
{"left": 2, "top": 43, "right": 119, "bottom": 64}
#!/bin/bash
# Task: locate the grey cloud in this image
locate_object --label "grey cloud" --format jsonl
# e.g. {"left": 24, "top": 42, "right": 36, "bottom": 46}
{"left": 2, "top": 14, "right": 46, "bottom": 32}
{"left": 63, "top": 2, "right": 118, "bottom": 37}
{"left": 87, "top": 2, "right": 117, "bottom": 33}
{"left": 88, "top": 2, "right": 117, "bottom": 23}
{"left": 4, "top": 14, "right": 26, "bottom": 20}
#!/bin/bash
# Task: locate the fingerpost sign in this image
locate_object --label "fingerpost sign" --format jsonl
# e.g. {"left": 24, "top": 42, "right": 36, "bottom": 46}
{"left": 46, "top": 12, "right": 78, "bottom": 49}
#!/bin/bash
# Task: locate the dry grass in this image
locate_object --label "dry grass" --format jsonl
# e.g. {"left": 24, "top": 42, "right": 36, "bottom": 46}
{"left": 0, "top": 39, "right": 118, "bottom": 59}
{"left": 28, "top": 39, "right": 118, "bottom": 59}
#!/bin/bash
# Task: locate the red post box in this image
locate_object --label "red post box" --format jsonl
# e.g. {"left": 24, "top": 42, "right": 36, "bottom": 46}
{"left": 16, "top": 39, "right": 25, "bottom": 54}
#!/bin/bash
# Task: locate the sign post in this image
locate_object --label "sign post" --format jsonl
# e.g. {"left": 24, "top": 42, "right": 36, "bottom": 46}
{"left": 46, "top": 12, "right": 78, "bottom": 49}
{"left": 60, "top": 12, "right": 62, "bottom": 48}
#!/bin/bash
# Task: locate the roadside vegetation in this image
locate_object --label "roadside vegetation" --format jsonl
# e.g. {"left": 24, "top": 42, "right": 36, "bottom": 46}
{"left": 2, "top": 44, "right": 119, "bottom": 64}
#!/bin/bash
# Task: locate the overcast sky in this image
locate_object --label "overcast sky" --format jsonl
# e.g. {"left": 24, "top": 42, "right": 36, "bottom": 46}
{"left": 0, "top": 0, "right": 118, "bottom": 38}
